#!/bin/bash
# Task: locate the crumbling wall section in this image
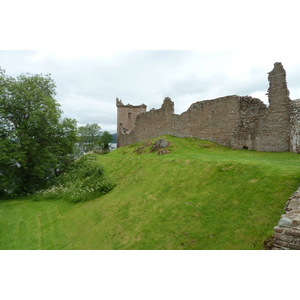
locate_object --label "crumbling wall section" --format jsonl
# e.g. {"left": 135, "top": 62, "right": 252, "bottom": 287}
{"left": 231, "top": 97, "right": 267, "bottom": 150}
{"left": 255, "top": 63, "right": 291, "bottom": 152}
{"left": 290, "top": 99, "right": 300, "bottom": 153}
{"left": 178, "top": 96, "right": 241, "bottom": 147}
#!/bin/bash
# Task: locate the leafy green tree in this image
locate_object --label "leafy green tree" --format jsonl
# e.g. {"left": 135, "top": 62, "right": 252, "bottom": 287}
{"left": 99, "top": 131, "right": 113, "bottom": 151}
{"left": 0, "top": 67, "right": 77, "bottom": 196}
{"left": 77, "top": 123, "right": 102, "bottom": 154}
{"left": 77, "top": 124, "right": 114, "bottom": 154}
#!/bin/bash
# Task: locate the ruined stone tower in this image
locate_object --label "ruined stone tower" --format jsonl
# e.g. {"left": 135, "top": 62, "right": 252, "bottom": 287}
{"left": 255, "top": 62, "right": 291, "bottom": 152}
{"left": 116, "top": 63, "right": 300, "bottom": 153}
{"left": 116, "top": 98, "right": 147, "bottom": 148}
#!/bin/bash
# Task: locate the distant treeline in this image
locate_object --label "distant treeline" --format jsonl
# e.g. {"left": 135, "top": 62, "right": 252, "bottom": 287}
{"left": 111, "top": 133, "right": 117, "bottom": 143}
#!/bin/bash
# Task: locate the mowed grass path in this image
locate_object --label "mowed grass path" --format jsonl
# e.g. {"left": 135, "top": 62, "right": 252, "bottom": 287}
{"left": 0, "top": 199, "right": 73, "bottom": 250}
{"left": 1, "top": 135, "right": 300, "bottom": 250}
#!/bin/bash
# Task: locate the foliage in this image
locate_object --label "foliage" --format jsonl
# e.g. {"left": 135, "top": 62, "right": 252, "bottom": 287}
{"left": 77, "top": 123, "right": 102, "bottom": 154}
{"left": 0, "top": 67, "right": 77, "bottom": 196}
{"left": 35, "top": 153, "right": 115, "bottom": 203}
{"left": 99, "top": 131, "right": 113, "bottom": 151}
{"left": 77, "top": 124, "right": 114, "bottom": 154}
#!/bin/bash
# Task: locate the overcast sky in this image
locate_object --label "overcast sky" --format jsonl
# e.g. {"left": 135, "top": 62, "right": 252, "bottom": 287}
{"left": 2, "top": 50, "right": 300, "bottom": 133}
{"left": 2, "top": 0, "right": 300, "bottom": 135}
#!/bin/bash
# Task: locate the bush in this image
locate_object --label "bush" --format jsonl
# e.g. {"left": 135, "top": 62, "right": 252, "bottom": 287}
{"left": 35, "top": 153, "right": 115, "bottom": 203}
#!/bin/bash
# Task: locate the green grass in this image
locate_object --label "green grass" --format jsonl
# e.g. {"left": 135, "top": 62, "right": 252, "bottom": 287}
{"left": 1, "top": 135, "right": 300, "bottom": 250}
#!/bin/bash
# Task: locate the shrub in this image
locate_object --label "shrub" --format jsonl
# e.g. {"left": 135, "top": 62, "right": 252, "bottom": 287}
{"left": 35, "top": 153, "right": 115, "bottom": 203}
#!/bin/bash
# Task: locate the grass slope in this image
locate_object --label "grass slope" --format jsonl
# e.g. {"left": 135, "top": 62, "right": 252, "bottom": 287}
{"left": 1, "top": 135, "right": 300, "bottom": 250}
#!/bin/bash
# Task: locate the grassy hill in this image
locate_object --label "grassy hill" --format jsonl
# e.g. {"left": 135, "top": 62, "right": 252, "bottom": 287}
{"left": 1, "top": 135, "right": 300, "bottom": 250}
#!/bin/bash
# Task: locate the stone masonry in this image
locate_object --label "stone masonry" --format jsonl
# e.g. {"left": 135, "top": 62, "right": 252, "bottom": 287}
{"left": 273, "top": 187, "right": 300, "bottom": 250}
{"left": 116, "top": 98, "right": 147, "bottom": 148}
{"left": 290, "top": 99, "right": 300, "bottom": 153}
{"left": 116, "top": 62, "right": 300, "bottom": 153}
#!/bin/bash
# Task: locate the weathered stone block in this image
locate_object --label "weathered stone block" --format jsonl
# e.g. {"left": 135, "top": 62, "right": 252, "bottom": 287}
{"left": 284, "top": 229, "right": 300, "bottom": 237}
{"left": 273, "top": 240, "right": 290, "bottom": 248}
{"left": 292, "top": 220, "right": 300, "bottom": 227}
{"left": 287, "top": 244, "right": 300, "bottom": 250}
{"left": 278, "top": 216, "right": 293, "bottom": 228}
{"left": 279, "top": 234, "right": 294, "bottom": 243}
{"left": 274, "top": 226, "right": 284, "bottom": 233}
{"left": 293, "top": 238, "right": 300, "bottom": 244}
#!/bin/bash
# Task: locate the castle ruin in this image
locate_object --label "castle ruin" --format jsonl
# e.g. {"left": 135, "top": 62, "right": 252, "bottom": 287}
{"left": 116, "top": 62, "right": 300, "bottom": 153}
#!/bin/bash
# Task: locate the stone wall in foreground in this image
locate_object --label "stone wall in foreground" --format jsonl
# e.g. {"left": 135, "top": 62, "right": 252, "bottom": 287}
{"left": 272, "top": 187, "right": 300, "bottom": 250}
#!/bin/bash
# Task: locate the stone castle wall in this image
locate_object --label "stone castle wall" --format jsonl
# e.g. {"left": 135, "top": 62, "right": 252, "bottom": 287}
{"left": 116, "top": 62, "right": 300, "bottom": 153}
{"left": 118, "top": 95, "right": 267, "bottom": 149}
{"left": 290, "top": 99, "right": 300, "bottom": 153}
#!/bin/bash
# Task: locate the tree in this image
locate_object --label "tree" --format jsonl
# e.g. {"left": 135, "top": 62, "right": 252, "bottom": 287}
{"left": 99, "top": 131, "right": 113, "bottom": 151}
{"left": 0, "top": 67, "right": 77, "bottom": 196}
{"left": 77, "top": 124, "right": 114, "bottom": 154}
{"left": 77, "top": 123, "right": 102, "bottom": 154}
